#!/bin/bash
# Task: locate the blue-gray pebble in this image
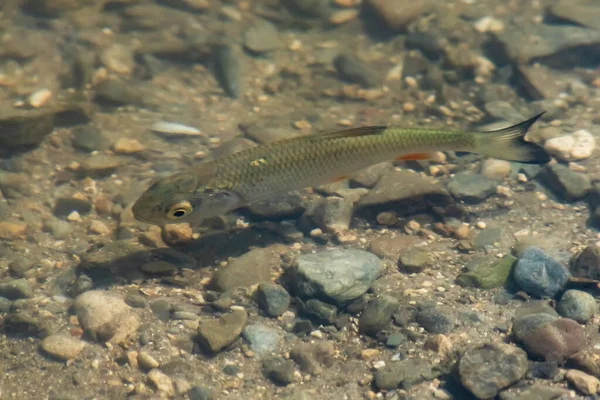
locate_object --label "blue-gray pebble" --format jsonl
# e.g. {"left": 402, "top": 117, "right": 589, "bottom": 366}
{"left": 513, "top": 247, "right": 570, "bottom": 298}
{"left": 556, "top": 290, "right": 597, "bottom": 323}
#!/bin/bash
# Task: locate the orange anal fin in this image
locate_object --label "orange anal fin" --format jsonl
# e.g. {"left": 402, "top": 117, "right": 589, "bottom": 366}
{"left": 328, "top": 175, "right": 349, "bottom": 183}
{"left": 396, "top": 152, "right": 433, "bottom": 161}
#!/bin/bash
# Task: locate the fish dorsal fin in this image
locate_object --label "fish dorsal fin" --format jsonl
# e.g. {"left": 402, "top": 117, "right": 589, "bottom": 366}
{"left": 310, "top": 126, "right": 387, "bottom": 140}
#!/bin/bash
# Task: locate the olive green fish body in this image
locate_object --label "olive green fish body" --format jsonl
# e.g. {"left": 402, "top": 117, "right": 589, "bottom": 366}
{"left": 132, "top": 114, "right": 550, "bottom": 225}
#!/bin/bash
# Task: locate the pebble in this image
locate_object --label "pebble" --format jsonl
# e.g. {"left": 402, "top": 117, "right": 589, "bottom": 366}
{"left": 189, "top": 386, "right": 213, "bottom": 400}
{"left": 74, "top": 290, "right": 140, "bottom": 344}
{"left": 72, "top": 125, "right": 111, "bottom": 152}
{"left": 43, "top": 219, "right": 72, "bottom": 239}
{"left": 0, "top": 222, "right": 28, "bottom": 240}
{"left": 212, "top": 248, "right": 277, "bottom": 291}
{"left": 149, "top": 299, "right": 172, "bottom": 322}
{"left": 256, "top": 283, "right": 291, "bottom": 317}
{"left": 415, "top": 307, "right": 455, "bottom": 334}
{"left": 447, "top": 171, "right": 498, "bottom": 204}
{"left": 112, "top": 138, "right": 145, "bottom": 154}
{"left": 290, "top": 341, "right": 335, "bottom": 375}
{"left": 521, "top": 318, "right": 585, "bottom": 362}
{"left": 329, "top": 9, "right": 359, "bottom": 25}
{"left": 196, "top": 308, "right": 247, "bottom": 353}
{"left": 89, "top": 220, "right": 111, "bottom": 236}
{"left": 40, "top": 334, "right": 86, "bottom": 361}
{"left": 242, "top": 324, "right": 282, "bottom": 356}
{"left": 100, "top": 43, "right": 136, "bottom": 76}
{"left": 572, "top": 244, "right": 600, "bottom": 280}
{"left": 0, "top": 278, "right": 33, "bottom": 300}
{"left": 304, "top": 299, "right": 337, "bottom": 324}
{"left": 244, "top": 19, "right": 282, "bottom": 53}
{"left": 385, "top": 332, "right": 407, "bottom": 348}
{"left": 80, "top": 155, "right": 122, "bottom": 177}
{"left": 138, "top": 351, "right": 160, "bottom": 370}
{"left": 373, "top": 358, "right": 432, "bottom": 390}
{"left": 366, "top": 0, "right": 428, "bottom": 31}
{"left": 398, "top": 247, "right": 430, "bottom": 273}
{"left": 458, "top": 343, "right": 528, "bottom": 399}
{"left": 565, "top": 369, "right": 600, "bottom": 395}
{"left": 151, "top": 121, "right": 202, "bottom": 136}
{"left": 292, "top": 249, "right": 383, "bottom": 306}
{"left": 262, "top": 356, "right": 296, "bottom": 385}
{"left": 148, "top": 369, "right": 174, "bottom": 396}
{"left": 544, "top": 129, "right": 595, "bottom": 161}
{"left": 28, "top": 88, "right": 52, "bottom": 108}
{"left": 358, "top": 295, "right": 400, "bottom": 337}
{"left": 307, "top": 196, "right": 353, "bottom": 233}
{"left": 513, "top": 247, "right": 570, "bottom": 298}
{"left": 539, "top": 164, "right": 591, "bottom": 202}
{"left": 334, "top": 54, "right": 376, "bottom": 88}
{"left": 424, "top": 334, "right": 453, "bottom": 357}
{"left": 162, "top": 223, "right": 193, "bottom": 245}
{"left": 556, "top": 290, "right": 597, "bottom": 323}
{"left": 480, "top": 159, "right": 511, "bottom": 180}
{"left": 456, "top": 255, "right": 516, "bottom": 289}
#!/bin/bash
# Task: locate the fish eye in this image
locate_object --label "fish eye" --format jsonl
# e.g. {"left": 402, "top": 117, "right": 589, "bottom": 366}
{"left": 166, "top": 201, "right": 193, "bottom": 220}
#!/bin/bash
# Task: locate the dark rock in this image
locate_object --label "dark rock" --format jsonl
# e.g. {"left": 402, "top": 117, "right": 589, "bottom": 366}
{"left": 415, "top": 307, "right": 454, "bottom": 334}
{"left": 459, "top": 343, "right": 528, "bottom": 399}
{"left": 571, "top": 244, "right": 600, "bottom": 280}
{"left": 256, "top": 283, "right": 291, "bottom": 317}
{"left": 358, "top": 295, "right": 400, "bottom": 337}
{"left": 211, "top": 248, "right": 278, "bottom": 292}
{"left": 556, "top": 290, "right": 597, "bottom": 323}
{"left": 539, "top": 164, "right": 591, "bottom": 202}
{"left": 447, "top": 171, "right": 498, "bottom": 204}
{"left": 521, "top": 318, "right": 585, "bottom": 362}
{"left": 262, "top": 356, "right": 296, "bottom": 385}
{"left": 456, "top": 255, "right": 516, "bottom": 289}
{"left": 72, "top": 125, "right": 111, "bottom": 152}
{"left": 373, "top": 358, "right": 433, "bottom": 390}
{"left": 333, "top": 54, "right": 377, "bottom": 88}
{"left": 398, "top": 247, "right": 430, "bottom": 273}
{"left": 513, "top": 247, "right": 570, "bottom": 298}
{"left": 242, "top": 324, "right": 282, "bottom": 356}
{"left": 196, "top": 309, "right": 247, "bottom": 353}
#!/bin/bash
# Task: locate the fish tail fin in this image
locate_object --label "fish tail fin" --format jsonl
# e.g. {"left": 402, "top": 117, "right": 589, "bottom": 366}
{"left": 472, "top": 112, "right": 551, "bottom": 164}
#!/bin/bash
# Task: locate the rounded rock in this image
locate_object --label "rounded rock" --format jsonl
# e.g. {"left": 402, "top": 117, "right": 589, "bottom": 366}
{"left": 513, "top": 247, "right": 570, "bottom": 298}
{"left": 556, "top": 290, "right": 597, "bottom": 323}
{"left": 521, "top": 318, "right": 585, "bottom": 362}
{"left": 256, "top": 283, "right": 291, "bottom": 317}
{"left": 40, "top": 334, "right": 86, "bottom": 361}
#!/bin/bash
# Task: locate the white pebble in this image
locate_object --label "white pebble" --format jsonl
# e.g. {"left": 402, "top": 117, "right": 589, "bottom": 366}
{"left": 544, "top": 129, "right": 595, "bottom": 161}
{"left": 474, "top": 16, "right": 505, "bottom": 33}
{"left": 151, "top": 121, "right": 202, "bottom": 136}
{"left": 28, "top": 89, "right": 52, "bottom": 108}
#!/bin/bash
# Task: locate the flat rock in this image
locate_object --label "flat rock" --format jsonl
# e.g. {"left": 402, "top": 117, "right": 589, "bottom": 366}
{"left": 373, "top": 358, "right": 433, "bottom": 390}
{"left": 539, "top": 163, "right": 592, "bottom": 202}
{"left": 242, "top": 324, "right": 282, "bottom": 356}
{"left": 459, "top": 343, "right": 528, "bottom": 399}
{"left": 515, "top": 64, "right": 570, "bottom": 100}
{"left": 292, "top": 249, "right": 384, "bottom": 306}
{"left": 357, "top": 169, "right": 451, "bottom": 213}
{"left": 367, "top": 234, "right": 423, "bottom": 262}
{"left": 447, "top": 171, "right": 498, "bottom": 204}
{"left": 211, "top": 247, "right": 278, "bottom": 291}
{"left": 521, "top": 318, "right": 585, "bottom": 362}
{"left": 196, "top": 309, "right": 247, "bottom": 353}
{"left": 40, "top": 334, "right": 86, "bottom": 361}
{"left": 256, "top": 283, "right": 291, "bottom": 317}
{"left": 366, "top": 0, "right": 429, "bottom": 31}
{"left": 358, "top": 295, "right": 400, "bottom": 336}
{"left": 244, "top": 19, "right": 282, "bottom": 53}
{"left": 549, "top": 0, "right": 600, "bottom": 31}
{"left": 456, "top": 255, "right": 516, "bottom": 289}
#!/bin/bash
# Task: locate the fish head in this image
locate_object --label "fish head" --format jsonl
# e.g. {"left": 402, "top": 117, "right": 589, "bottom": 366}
{"left": 132, "top": 167, "right": 241, "bottom": 225}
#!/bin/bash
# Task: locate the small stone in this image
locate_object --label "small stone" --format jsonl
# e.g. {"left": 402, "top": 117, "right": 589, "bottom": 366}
{"left": 262, "top": 356, "right": 296, "bottom": 385}
{"left": 456, "top": 255, "right": 516, "bottom": 289}
{"left": 398, "top": 247, "right": 430, "bottom": 273}
{"left": 385, "top": 332, "right": 407, "bottom": 348}
{"left": 53, "top": 197, "right": 92, "bottom": 217}
{"left": 149, "top": 299, "right": 172, "bottom": 322}
{"left": 513, "top": 247, "right": 570, "bottom": 298}
{"left": 361, "top": 349, "right": 380, "bottom": 361}
{"left": 74, "top": 290, "right": 140, "bottom": 344}
{"left": 329, "top": 9, "right": 359, "bottom": 25}
{"left": 544, "top": 129, "right": 595, "bottom": 161}
{"left": 196, "top": 309, "right": 247, "bottom": 353}
{"left": 80, "top": 155, "right": 122, "bottom": 177}
{"left": 67, "top": 211, "right": 82, "bottom": 222}
{"left": 290, "top": 341, "right": 335, "bottom": 375}
{"left": 100, "top": 43, "right": 136, "bottom": 76}
{"left": 373, "top": 358, "right": 432, "bottom": 390}
{"left": 162, "top": 223, "right": 193, "bottom": 244}
{"left": 415, "top": 307, "right": 454, "bottom": 334}
{"left": 0, "top": 278, "right": 33, "bottom": 300}
{"left": 368, "top": 235, "right": 423, "bottom": 262}
{"left": 244, "top": 19, "right": 282, "bottom": 53}
{"left": 334, "top": 54, "right": 376, "bottom": 88}
{"left": 424, "top": 334, "right": 453, "bottom": 357}
{"left": 140, "top": 261, "right": 178, "bottom": 276}
{"left": 40, "top": 334, "right": 86, "bottom": 361}
{"left": 459, "top": 343, "right": 528, "bottom": 399}
{"left": 565, "top": 369, "right": 600, "bottom": 395}
{"left": 242, "top": 324, "right": 282, "bottom": 356}
{"left": 572, "top": 244, "right": 600, "bottom": 280}
{"left": 358, "top": 295, "right": 400, "bottom": 337}
{"left": 113, "top": 138, "right": 145, "bottom": 154}
{"left": 89, "top": 220, "right": 111, "bottom": 235}
{"left": 72, "top": 125, "right": 111, "bottom": 152}
{"left": 292, "top": 249, "right": 384, "bottom": 306}
{"left": 212, "top": 248, "right": 278, "bottom": 292}
{"left": 138, "top": 351, "right": 160, "bottom": 370}
{"left": 304, "top": 299, "right": 337, "bottom": 324}
{"left": 481, "top": 159, "right": 511, "bottom": 180}
{"left": 307, "top": 196, "right": 353, "bottom": 233}
{"left": 366, "top": 0, "right": 428, "bottom": 31}
{"left": 539, "top": 164, "right": 591, "bottom": 202}
{"left": 556, "top": 290, "right": 597, "bottom": 323}
{"left": 189, "top": 386, "right": 213, "bottom": 400}
{"left": 447, "top": 171, "right": 498, "bottom": 204}
{"left": 148, "top": 369, "right": 174, "bottom": 396}
{"left": 256, "top": 283, "right": 291, "bottom": 317}
{"left": 521, "top": 318, "right": 585, "bottom": 362}
{"left": 0, "top": 222, "right": 28, "bottom": 240}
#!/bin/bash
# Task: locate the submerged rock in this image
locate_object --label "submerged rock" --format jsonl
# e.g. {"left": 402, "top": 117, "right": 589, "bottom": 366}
{"left": 513, "top": 247, "right": 570, "bottom": 298}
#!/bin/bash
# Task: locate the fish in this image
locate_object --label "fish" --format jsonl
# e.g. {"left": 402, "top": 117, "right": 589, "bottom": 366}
{"left": 132, "top": 113, "right": 551, "bottom": 225}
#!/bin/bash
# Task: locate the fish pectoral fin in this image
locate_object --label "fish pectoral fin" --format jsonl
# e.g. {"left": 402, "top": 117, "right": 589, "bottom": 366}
{"left": 396, "top": 152, "right": 435, "bottom": 161}
{"left": 311, "top": 126, "right": 387, "bottom": 140}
